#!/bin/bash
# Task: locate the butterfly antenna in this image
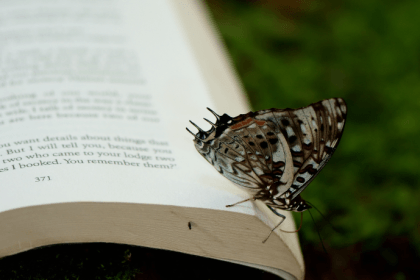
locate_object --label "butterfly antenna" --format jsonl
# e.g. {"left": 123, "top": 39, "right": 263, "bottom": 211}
{"left": 306, "top": 201, "right": 341, "bottom": 234}
{"left": 308, "top": 208, "right": 328, "bottom": 255}
{"left": 206, "top": 107, "right": 220, "bottom": 121}
{"left": 186, "top": 127, "right": 198, "bottom": 138}
{"left": 189, "top": 121, "right": 204, "bottom": 132}
{"left": 204, "top": 118, "right": 217, "bottom": 128}
{"left": 280, "top": 212, "right": 303, "bottom": 233}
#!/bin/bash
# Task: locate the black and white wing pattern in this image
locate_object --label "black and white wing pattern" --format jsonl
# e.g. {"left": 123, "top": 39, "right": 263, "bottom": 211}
{"left": 187, "top": 98, "right": 347, "bottom": 214}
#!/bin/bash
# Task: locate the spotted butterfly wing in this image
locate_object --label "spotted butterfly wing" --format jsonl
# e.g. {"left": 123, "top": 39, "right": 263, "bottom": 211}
{"left": 187, "top": 98, "right": 347, "bottom": 234}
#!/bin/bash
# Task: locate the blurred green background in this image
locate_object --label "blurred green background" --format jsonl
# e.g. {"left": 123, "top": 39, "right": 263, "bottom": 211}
{"left": 207, "top": 0, "right": 420, "bottom": 279}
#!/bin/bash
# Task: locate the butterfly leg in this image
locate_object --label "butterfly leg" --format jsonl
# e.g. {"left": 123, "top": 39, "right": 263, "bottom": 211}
{"left": 262, "top": 205, "right": 286, "bottom": 243}
{"left": 225, "top": 197, "right": 256, "bottom": 208}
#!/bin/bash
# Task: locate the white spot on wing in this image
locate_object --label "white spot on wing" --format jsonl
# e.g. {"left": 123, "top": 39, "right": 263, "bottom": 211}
{"left": 300, "top": 124, "right": 307, "bottom": 134}
{"left": 286, "top": 126, "right": 295, "bottom": 136}
{"left": 235, "top": 156, "right": 245, "bottom": 162}
{"left": 292, "top": 145, "right": 301, "bottom": 152}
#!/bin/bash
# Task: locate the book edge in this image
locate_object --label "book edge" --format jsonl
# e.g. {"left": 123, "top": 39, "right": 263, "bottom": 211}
{"left": 0, "top": 202, "right": 303, "bottom": 279}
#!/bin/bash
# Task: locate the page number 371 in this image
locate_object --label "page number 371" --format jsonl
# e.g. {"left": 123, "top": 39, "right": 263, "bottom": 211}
{"left": 35, "top": 176, "right": 51, "bottom": 182}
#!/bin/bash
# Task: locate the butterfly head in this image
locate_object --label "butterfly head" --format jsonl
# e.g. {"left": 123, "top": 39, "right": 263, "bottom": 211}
{"left": 186, "top": 108, "right": 234, "bottom": 149}
{"left": 293, "top": 200, "right": 312, "bottom": 212}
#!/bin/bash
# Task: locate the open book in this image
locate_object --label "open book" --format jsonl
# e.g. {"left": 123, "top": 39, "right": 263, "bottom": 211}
{"left": 0, "top": 1, "right": 304, "bottom": 279}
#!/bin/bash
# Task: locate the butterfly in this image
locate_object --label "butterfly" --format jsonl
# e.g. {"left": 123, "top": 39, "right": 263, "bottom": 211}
{"left": 187, "top": 98, "right": 347, "bottom": 242}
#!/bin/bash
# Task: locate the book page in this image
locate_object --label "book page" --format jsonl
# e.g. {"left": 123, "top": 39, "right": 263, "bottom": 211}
{"left": 0, "top": 0, "right": 251, "bottom": 213}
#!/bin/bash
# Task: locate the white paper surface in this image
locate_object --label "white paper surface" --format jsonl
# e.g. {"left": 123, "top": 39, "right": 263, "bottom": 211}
{"left": 0, "top": 0, "right": 253, "bottom": 214}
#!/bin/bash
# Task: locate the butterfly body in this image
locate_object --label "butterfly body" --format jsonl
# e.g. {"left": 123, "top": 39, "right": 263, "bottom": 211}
{"left": 187, "top": 98, "right": 347, "bottom": 234}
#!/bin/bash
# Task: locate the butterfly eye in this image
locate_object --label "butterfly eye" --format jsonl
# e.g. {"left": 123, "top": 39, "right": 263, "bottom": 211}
{"left": 198, "top": 132, "right": 209, "bottom": 140}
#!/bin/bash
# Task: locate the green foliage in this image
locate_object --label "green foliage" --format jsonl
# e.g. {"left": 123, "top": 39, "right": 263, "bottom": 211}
{"left": 207, "top": 0, "right": 420, "bottom": 253}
